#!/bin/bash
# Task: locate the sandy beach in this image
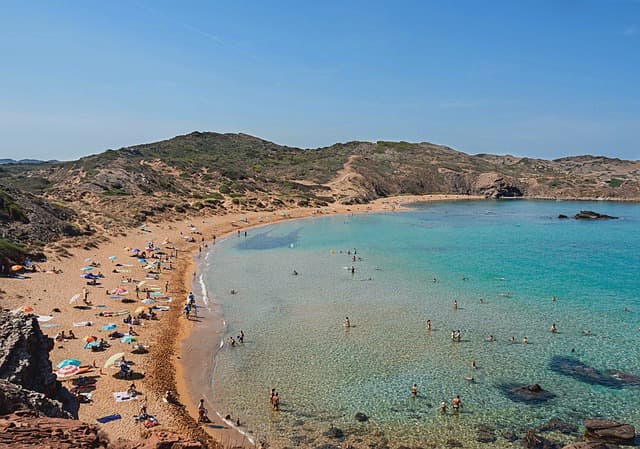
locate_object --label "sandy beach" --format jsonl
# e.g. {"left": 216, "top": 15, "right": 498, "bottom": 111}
{"left": 0, "top": 194, "right": 480, "bottom": 447}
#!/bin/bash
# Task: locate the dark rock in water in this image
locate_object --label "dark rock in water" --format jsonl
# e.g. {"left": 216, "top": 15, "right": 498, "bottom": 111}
{"left": 574, "top": 210, "right": 618, "bottom": 220}
{"left": 501, "top": 383, "right": 556, "bottom": 403}
{"left": 313, "top": 445, "right": 340, "bottom": 449}
{"left": 605, "top": 369, "right": 640, "bottom": 386}
{"left": 561, "top": 442, "right": 621, "bottom": 449}
{"left": 323, "top": 426, "right": 344, "bottom": 439}
{"left": 524, "top": 430, "right": 561, "bottom": 449}
{"left": 502, "top": 431, "right": 518, "bottom": 442}
{"left": 446, "top": 439, "right": 463, "bottom": 447}
{"left": 550, "top": 356, "right": 624, "bottom": 388}
{"left": 558, "top": 214, "right": 569, "bottom": 219}
{"left": 537, "top": 418, "right": 578, "bottom": 435}
{"left": 476, "top": 430, "right": 496, "bottom": 443}
{"left": 355, "top": 412, "right": 369, "bottom": 422}
{"left": 584, "top": 419, "right": 635, "bottom": 444}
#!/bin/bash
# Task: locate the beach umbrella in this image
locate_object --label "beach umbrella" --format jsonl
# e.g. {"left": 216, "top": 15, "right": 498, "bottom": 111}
{"left": 81, "top": 266, "right": 94, "bottom": 271}
{"left": 10, "top": 265, "right": 23, "bottom": 272}
{"left": 109, "top": 256, "right": 117, "bottom": 260}
{"left": 141, "top": 298, "right": 155, "bottom": 305}
{"left": 56, "top": 365, "right": 80, "bottom": 378}
{"left": 13, "top": 305, "right": 35, "bottom": 314}
{"left": 69, "top": 293, "right": 80, "bottom": 304}
{"left": 84, "top": 341, "right": 100, "bottom": 349}
{"left": 103, "top": 352, "right": 125, "bottom": 368}
{"left": 134, "top": 306, "right": 146, "bottom": 315}
{"left": 111, "top": 287, "right": 128, "bottom": 295}
{"left": 84, "top": 336, "right": 97, "bottom": 343}
{"left": 121, "top": 335, "right": 137, "bottom": 344}
{"left": 56, "top": 359, "right": 81, "bottom": 369}
{"left": 102, "top": 324, "right": 117, "bottom": 331}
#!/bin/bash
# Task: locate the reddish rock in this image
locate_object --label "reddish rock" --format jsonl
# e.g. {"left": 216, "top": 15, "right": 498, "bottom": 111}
{"left": 584, "top": 419, "right": 635, "bottom": 444}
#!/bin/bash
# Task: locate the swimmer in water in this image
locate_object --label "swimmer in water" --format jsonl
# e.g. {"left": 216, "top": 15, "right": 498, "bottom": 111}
{"left": 550, "top": 323, "right": 557, "bottom": 333}
{"left": 522, "top": 336, "right": 529, "bottom": 344}
{"left": 439, "top": 401, "right": 447, "bottom": 414}
{"left": 411, "top": 384, "right": 418, "bottom": 398}
{"left": 471, "top": 360, "right": 477, "bottom": 369}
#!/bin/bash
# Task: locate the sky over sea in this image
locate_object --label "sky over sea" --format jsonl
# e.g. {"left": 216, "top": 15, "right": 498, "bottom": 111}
{"left": 0, "top": 0, "right": 638, "bottom": 161}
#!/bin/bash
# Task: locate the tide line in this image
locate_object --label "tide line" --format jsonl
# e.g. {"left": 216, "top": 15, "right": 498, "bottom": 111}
{"left": 215, "top": 412, "right": 255, "bottom": 445}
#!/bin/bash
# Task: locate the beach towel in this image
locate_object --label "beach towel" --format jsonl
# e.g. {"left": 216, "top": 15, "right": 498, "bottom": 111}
{"left": 113, "top": 391, "right": 138, "bottom": 402}
{"left": 143, "top": 416, "right": 159, "bottom": 428}
{"left": 152, "top": 306, "right": 170, "bottom": 311}
{"left": 96, "top": 310, "right": 129, "bottom": 317}
{"left": 96, "top": 414, "right": 121, "bottom": 424}
{"left": 116, "top": 269, "right": 130, "bottom": 273}
{"left": 36, "top": 315, "right": 54, "bottom": 322}
{"left": 73, "top": 321, "right": 94, "bottom": 327}
{"left": 41, "top": 323, "right": 61, "bottom": 328}
{"left": 156, "top": 297, "right": 173, "bottom": 302}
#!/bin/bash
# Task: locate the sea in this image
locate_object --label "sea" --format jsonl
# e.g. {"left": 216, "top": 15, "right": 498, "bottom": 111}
{"left": 194, "top": 200, "right": 640, "bottom": 448}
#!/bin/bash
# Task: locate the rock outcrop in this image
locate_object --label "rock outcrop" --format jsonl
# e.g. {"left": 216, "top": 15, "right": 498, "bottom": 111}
{"left": 0, "top": 311, "right": 77, "bottom": 417}
{"left": 0, "top": 411, "right": 108, "bottom": 448}
{"left": 584, "top": 419, "right": 635, "bottom": 444}
{"left": 574, "top": 211, "right": 618, "bottom": 220}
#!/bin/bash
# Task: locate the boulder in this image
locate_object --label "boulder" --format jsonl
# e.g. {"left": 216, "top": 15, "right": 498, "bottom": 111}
{"left": 501, "top": 383, "right": 556, "bottom": 403}
{"left": 605, "top": 369, "right": 640, "bottom": 386}
{"left": 584, "top": 419, "right": 635, "bottom": 444}
{"left": 354, "top": 412, "right": 369, "bottom": 422}
{"left": 0, "top": 311, "right": 78, "bottom": 416}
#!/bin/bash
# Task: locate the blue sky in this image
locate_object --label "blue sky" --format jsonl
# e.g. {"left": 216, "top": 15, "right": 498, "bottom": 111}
{"left": 1, "top": 1, "right": 638, "bottom": 160}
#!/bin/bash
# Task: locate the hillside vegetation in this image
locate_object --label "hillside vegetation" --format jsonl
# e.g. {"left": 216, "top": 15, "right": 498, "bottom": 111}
{"left": 1, "top": 131, "right": 639, "bottom": 261}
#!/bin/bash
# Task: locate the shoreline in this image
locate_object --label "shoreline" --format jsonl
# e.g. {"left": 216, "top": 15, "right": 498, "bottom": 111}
{"left": 175, "top": 194, "right": 483, "bottom": 446}
{"left": 4, "top": 193, "right": 631, "bottom": 447}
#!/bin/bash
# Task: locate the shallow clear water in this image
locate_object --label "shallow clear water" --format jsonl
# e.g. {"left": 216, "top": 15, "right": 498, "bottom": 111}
{"left": 200, "top": 201, "right": 640, "bottom": 448}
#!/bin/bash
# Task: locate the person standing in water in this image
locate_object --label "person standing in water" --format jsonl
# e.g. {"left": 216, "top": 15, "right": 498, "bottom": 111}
{"left": 452, "top": 395, "right": 462, "bottom": 413}
{"left": 453, "top": 300, "right": 458, "bottom": 310}
{"left": 426, "top": 319, "right": 431, "bottom": 331}
{"left": 411, "top": 384, "right": 418, "bottom": 398}
{"left": 344, "top": 317, "right": 351, "bottom": 328}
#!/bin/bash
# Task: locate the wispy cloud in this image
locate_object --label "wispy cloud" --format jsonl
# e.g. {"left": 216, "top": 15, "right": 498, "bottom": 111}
{"left": 622, "top": 25, "right": 638, "bottom": 36}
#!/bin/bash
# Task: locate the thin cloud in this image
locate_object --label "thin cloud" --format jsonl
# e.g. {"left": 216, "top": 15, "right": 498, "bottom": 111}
{"left": 622, "top": 25, "right": 638, "bottom": 36}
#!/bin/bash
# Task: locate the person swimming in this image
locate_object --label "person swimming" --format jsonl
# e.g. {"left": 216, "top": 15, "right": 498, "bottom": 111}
{"left": 439, "top": 401, "right": 447, "bottom": 413}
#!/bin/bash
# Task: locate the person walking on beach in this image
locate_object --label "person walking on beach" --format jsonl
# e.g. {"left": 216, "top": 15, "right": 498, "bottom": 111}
{"left": 82, "top": 287, "right": 90, "bottom": 304}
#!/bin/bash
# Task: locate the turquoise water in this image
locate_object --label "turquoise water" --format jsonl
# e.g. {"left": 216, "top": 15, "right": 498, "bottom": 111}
{"left": 201, "top": 201, "right": 640, "bottom": 448}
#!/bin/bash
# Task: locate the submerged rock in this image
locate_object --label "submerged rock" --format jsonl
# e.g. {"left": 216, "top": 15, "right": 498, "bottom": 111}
{"left": 605, "top": 369, "right": 640, "bottom": 386}
{"left": 323, "top": 426, "right": 344, "bottom": 439}
{"left": 550, "top": 356, "right": 624, "bottom": 388}
{"left": 584, "top": 419, "right": 635, "bottom": 444}
{"left": 355, "top": 412, "right": 369, "bottom": 422}
{"left": 537, "top": 418, "right": 578, "bottom": 435}
{"left": 501, "top": 383, "right": 556, "bottom": 403}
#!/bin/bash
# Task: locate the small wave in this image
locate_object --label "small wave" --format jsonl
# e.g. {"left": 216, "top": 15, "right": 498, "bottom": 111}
{"left": 215, "top": 412, "right": 255, "bottom": 445}
{"left": 198, "top": 274, "right": 209, "bottom": 306}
